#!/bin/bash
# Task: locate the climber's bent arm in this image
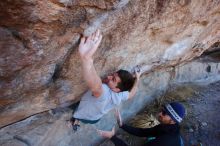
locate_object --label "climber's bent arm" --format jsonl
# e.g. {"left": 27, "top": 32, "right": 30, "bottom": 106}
{"left": 128, "top": 68, "right": 141, "bottom": 100}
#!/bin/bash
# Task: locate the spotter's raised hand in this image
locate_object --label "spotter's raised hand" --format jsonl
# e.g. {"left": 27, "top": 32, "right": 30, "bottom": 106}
{"left": 97, "top": 126, "right": 115, "bottom": 139}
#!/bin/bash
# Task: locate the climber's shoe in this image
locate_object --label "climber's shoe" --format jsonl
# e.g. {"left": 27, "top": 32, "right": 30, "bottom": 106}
{"left": 67, "top": 117, "right": 80, "bottom": 132}
{"left": 72, "top": 124, "right": 80, "bottom": 132}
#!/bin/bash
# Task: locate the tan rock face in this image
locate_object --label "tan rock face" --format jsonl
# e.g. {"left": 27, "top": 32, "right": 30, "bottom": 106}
{"left": 0, "top": 0, "right": 220, "bottom": 127}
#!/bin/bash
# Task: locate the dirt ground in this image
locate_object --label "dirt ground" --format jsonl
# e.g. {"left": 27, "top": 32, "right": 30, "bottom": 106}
{"left": 99, "top": 81, "right": 220, "bottom": 146}
{"left": 180, "top": 81, "right": 220, "bottom": 146}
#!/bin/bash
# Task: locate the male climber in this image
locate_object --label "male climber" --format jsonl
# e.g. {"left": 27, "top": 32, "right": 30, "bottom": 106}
{"left": 68, "top": 29, "right": 141, "bottom": 131}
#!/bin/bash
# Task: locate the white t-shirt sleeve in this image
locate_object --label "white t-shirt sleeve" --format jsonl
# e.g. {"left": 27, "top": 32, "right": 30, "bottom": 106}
{"left": 101, "top": 83, "right": 129, "bottom": 105}
{"left": 110, "top": 90, "right": 129, "bottom": 106}
{"left": 99, "top": 84, "right": 110, "bottom": 100}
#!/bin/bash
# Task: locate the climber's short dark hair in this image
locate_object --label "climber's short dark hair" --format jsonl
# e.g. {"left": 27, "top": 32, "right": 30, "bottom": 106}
{"left": 116, "top": 69, "right": 135, "bottom": 91}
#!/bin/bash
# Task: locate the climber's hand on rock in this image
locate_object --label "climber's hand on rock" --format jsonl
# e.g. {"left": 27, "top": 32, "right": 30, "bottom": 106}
{"left": 97, "top": 126, "right": 115, "bottom": 139}
{"left": 134, "top": 65, "right": 142, "bottom": 80}
{"left": 78, "top": 29, "right": 102, "bottom": 60}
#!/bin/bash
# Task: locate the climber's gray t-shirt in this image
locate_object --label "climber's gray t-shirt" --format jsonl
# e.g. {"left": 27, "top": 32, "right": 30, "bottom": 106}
{"left": 73, "top": 84, "right": 129, "bottom": 121}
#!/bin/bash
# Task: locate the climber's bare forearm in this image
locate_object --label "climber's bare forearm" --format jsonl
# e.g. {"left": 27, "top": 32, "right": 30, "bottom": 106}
{"left": 128, "top": 78, "right": 139, "bottom": 99}
{"left": 128, "top": 68, "right": 141, "bottom": 99}
{"left": 81, "top": 58, "right": 102, "bottom": 97}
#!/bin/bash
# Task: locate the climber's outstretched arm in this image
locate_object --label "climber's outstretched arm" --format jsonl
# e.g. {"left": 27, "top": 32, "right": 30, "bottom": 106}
{"left": 79, "top": 30, "right": 103, "bottom": 97}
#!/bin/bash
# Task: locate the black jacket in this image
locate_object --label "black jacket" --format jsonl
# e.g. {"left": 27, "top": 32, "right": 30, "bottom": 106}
{"left": 121, "top": 123, "right": 182, "bottom": 146}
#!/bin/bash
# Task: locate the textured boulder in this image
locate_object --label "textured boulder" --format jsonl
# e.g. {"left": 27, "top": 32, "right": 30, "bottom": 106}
{"left": 0, "top": 0, "right": 220, "bottom": 128}
{"left": 0, "top": 58, "right": 219, "bottom": 146}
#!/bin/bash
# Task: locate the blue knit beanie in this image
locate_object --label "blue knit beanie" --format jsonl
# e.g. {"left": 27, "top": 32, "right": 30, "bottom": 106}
{"left": 164, "top": 102, "right": 186, "bottom": 123}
